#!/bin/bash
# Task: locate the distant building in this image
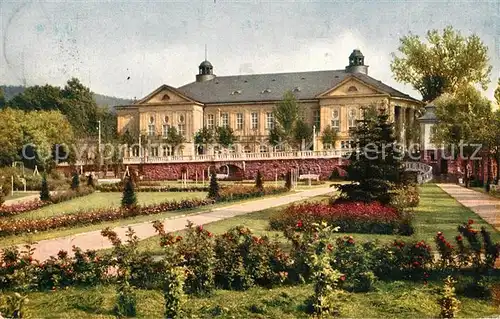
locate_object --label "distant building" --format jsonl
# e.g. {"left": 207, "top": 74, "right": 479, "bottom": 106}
{"left": 116, "top": 49, "right": 422, "bottom": 157}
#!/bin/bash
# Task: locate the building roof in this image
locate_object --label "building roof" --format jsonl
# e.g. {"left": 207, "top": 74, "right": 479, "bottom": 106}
{"left": 177, "top": 69, "right": 419, "bottom": 104}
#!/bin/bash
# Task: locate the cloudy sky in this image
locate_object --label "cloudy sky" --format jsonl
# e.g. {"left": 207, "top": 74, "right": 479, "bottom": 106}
{"left": 1, "top": 0, "right": 499, "bottom": 102}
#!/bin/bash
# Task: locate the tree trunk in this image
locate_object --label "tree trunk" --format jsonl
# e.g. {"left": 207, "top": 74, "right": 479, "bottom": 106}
{"left": 486, "top": 150, "right": 492, "bottom": 192}
{"left": 464, "top": 159, "right": 470, "bottom": 188}
{"left": 496, "top": 152, "right": 500, "bottom": 184}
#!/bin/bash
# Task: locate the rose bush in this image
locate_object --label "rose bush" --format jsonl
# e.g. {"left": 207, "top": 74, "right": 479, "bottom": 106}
{"left": 270, "top": 201, "right": 412, "bottom": 235}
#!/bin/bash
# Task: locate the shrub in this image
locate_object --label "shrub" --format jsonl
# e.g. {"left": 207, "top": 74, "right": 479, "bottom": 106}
{"left": 87, "top": 174, "right": 95, "bottom": 188}
{"left": 0, "top": 191, "right": 4, "bottom": 206}
{"left": 0, "top": 292, "right": 29, "bottom": 319}
{"left": 390, "top": 185, "right": 420, "bottom": 209}
{"left": 270, "top": 201, "right": 410, "bottom": 235}
{"left": 40, "top": 173, "right": 50, "bottom": 202}
{"left": 121, "top": 177, "right": 137, "bottom": 208}
{"left": 435, "top": 232, "right": 456, "bottom": 269}
{"left": 178, "top": 221, "right": 216, "bottom": 295}
{"left": 218, "top": 185, "right": 288, "bottom": 202}
{"left": 438, "top": 276, "right": 460, "bottom": 318}
{"left": 255, "top": 170, "right": 264, "bottom": 192}
{"left": 285, "top": 171, "right": 292, "bottom": 190}
{"left": 208, "top": 173, "right": 220, "bottom": 200}
{"left": 70, "top": 173, "right": 80, "bottom": 191}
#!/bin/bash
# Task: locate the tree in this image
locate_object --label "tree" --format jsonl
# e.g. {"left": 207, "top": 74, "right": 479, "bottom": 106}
{"left": 0, "top": 87, "right": 5, "bottom": 108}
{"left": 194, "top": 127, "right": 215, "bottom": 154}
{"left": 336, "top": 109, "right": 404, "bottom": 204}
{"left": 215, "top": 126, "right": 236, "bottom": 149}
{"left": 433, "top": 86, "right": 492, "bottom": 187}
{"left": 165, "top": 127, "right": 186, "bottom": 155}
{"left": 207, "top": 172, "right": 220, "bottom": 200}
{"left": 255, "top": 170, "right": 264, "bottom": 191}
{"left": 495, "top": 78, "right": 500, "bottom": 106}
{"left": 293, "top": 119, "right": 313, "bottom": 150}
{"left": 87, "top": 173, "right": 95, "bottom": 188}
{"left": 71, "top": 172, "right": 80, "bottom": 191}
{"left": 285, "top": 170, "right": 292, "bottom": 190}
{"left": 391, "top": 26, "right": 492, "bottom": 102}
{"left": 272, "top": 91, "right": 304, "bottom": 149}
{"left": 321, "top": 125, "right": 338, "bottom": 149}
{"left": 121, "top": 177, "right": 137, "bottom": 208}
{"left": 40, "top": 173, "right": 51, "bottom": 201}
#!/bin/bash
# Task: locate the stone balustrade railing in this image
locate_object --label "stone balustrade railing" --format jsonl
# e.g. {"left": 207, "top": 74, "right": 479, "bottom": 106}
{"left": 404, "top": 161, "right": 433, "bottom": 184}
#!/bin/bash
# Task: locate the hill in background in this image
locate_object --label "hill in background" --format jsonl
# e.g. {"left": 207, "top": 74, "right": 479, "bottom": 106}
{"left": 1, "top": 85, "right": 134, "bottom": 108}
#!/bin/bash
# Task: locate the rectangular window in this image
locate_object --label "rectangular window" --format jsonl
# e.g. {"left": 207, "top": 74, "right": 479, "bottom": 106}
{"left": 348, "top": 109, "right": 357, "bottom": 129}
{"left": 331, "top": 109, "right": 340, "bottom": 131}
{"left": 236, "top": 113, "right": 244, "bottom": 130}
{"left": 206, "top": 114, "right": 214, "bottom": 130}
{"left": 150, "top": 146, "right": 159, "bottom": 157}
{"left": 148, "top": 124, "right": 155, "bottom": 136}
{"left": 266, "top": 112, "right": 274, "bottom": 130}
{"left": 251, "top": 112, "right": 258, "bottom": 130}
{"left": 314, "top": 110, "right": 320, "bottom": 129}
{"left": 178, "top": 124, "right": 185, "bottom": 136}
{"left": 221, "top": 113, "right": 229, "bottom": 128}
{"left": 162, "top": 124, "right": 170, "bottom": 137}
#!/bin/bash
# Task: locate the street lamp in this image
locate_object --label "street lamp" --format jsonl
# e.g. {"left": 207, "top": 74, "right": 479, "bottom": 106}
{"left": 98, "top": 120, "right": 102, "bottom": 154}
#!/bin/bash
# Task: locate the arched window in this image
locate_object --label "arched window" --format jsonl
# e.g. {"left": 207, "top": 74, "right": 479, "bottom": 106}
{"left": 348, "top": 108, "right": 357, "bottom": 129}
{"left": 347, "top": 86, "right": 358, "bottom": 92}
{"left": 162, "top": 94, "right": 170, "bottom": 101}
{"left": 148, "top": 115, "right": 155, "bottom": 136}
{"left": 164, "top": 115, "right": 169, "bottom": 123}
{"left": 331, "top": 109, "right": 340, "bottom": 131}
{"left": 260, "top": 145, "right": 268, "bottom": 153}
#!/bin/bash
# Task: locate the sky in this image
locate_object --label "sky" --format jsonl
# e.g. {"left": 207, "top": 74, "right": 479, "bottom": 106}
{"left": 1, "top": 0, "right": 499, "bottom": 103}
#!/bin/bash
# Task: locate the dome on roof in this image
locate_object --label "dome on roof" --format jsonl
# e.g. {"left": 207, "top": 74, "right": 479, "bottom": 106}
{"left": 349, "top": 49, "right": 364, "bottom": 58}
{"left": 199, "top": 60, "right": 213, "bottom": 68}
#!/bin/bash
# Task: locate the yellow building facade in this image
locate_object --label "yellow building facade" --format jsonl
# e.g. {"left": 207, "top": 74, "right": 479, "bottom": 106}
{"left": 116, "top": 49, "right": 422, "bottom": 157}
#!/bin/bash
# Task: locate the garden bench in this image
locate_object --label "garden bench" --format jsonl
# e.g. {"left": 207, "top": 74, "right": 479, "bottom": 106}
{"left": 299, "top": 174, "right": 320, "bottom": 181}
{"left": 216, "top": 174, "right": 229, "bottom": 180}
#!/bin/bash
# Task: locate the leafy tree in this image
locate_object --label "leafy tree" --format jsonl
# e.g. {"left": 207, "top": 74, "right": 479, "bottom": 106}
{"left": 495, "top": 78, "right": 500, "bottom": 106}
{"left": 120, "top": 129, "right": 136, "bottom": 146}
{"left": 121, "top": 177, "right": 137, "bottom": 208}
{"left": 433, "top": 86, "right": 492, "bottom": 187}
{"left": 215, "top": 126, "right": 237, "bottom": 149}
{"left": 87, "top": 173, "right": 95, "bottom": 188}
{"left": 293, "top": 119, "right": 313, "bottom": 150}
{"left": 165, "top": 127, "right": 185, "bottom": 156}
{"left": 272, "top": 91, "right": 306, "bottom": 149}
{"left": 336, "top": 109, "right": 404, "bottom": 204}
{"left": 268, "top": 125, "right": 282, "bottom": 147}
{"left": 9, "top": 84, "right": 62, "bottom": 111}
{"left": 321, "top": 125, "right": 338, "bottom": 149}
{"left": 207, "top": 172, "right": 220, "bottom": 200}
{"left": 71, "top": 172, "right": 80, "bottom": 191}
{"left": 0, "top": 87, "right": 5, "bottom": 108}
{"left": 0, "top": 109, "right": 24, "bottom": 165}
{"left": 255, "top": 170, "right": 264, "bottom": 191}
{"left": 391, "top": 26, "right": 492, "bottom": 102}
{"left": 40, "top": 173, "right": 51, "bottom": 201}
{"left": 194, "top": 127, "right": 215, "bottom": 154}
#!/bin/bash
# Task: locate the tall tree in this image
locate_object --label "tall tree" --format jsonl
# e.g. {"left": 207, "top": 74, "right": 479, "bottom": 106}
{"left": 165, "top": 127, "right": 185, "bottom": 155}
{"left": 293, "top": 119, "right": 313, "bottom": 150}
{"left": 215, "top": 126, "right": 237, "bottom": 149}
{"left": 336, "top": 109, "right": 404, "bottom": 204}
{"left": 321, "top": 125, "right": 338, "bottom": 149}
{"left": 272, "top": 91, "right": 306, "bottom": 149}
{"left": 433, "top": 86, "right": 493, "bottom": 187}
{"left": 0, "top": 87, "right": 5, "bottom": 108}
{"left": 391, "top": 26, "right": 492, "bottom": 102}
{"left": 194, "top": 127, "right": 215, "bottom": 154}
{"left": 495, "top": 78, "right": 500, "bottom": 106}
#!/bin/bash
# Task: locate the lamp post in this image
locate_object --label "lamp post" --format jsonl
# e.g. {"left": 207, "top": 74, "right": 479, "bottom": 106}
{"left": 98, "top": 120, "right": 102, "bottom": 153}
{"left": 312, "top": 125, "right": 316, "bottom": 152}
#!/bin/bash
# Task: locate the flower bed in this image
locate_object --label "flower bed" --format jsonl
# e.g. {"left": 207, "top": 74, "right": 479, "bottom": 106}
{"left": 0, "top": 198, "right": 215, "bottom": 237}
{"left": 269, "top": 201, "right": 412, "bottom": 235}
{"left": 97, "top": 184, "right": 209, "bottom": 193}
{"left": 218, "top": 185, "right": 288, "bottom": 202}
{"left": 0, "top": 187, "right": 95, "bottom": 218}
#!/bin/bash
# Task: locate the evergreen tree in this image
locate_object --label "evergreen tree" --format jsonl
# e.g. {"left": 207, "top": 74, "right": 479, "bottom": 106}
{"left": 40, "top": 173, "right": 51, "bottom": 201}
{"left": 87, "top": 173, "right": 95, "bottom": 188}
{"left": 71, "top": 172, "right": 80, "bottom": 191}
{"left": 121, "top": 177, "right": 137, "bottom": 208}
{"left": 336, "top": 108, "right": 404, "bottom": 204}
{"left": 207, "top": 172, "right": 220, "bottom": 200}
{"left": 255, "top": 170, "right": 264, "bottom": 191}
{"left": 285, "top": 170, "right": 292, "bottom": 190}
{"left": 0, "top": 189, "right": 4, "bottom": 206}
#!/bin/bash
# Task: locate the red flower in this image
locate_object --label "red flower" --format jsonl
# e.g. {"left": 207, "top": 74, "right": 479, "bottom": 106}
{"left": 198, "top": 225, "right": 203, "bottom": 231}
{"left": 468, "top": 219, "right": 474, "bottom": 225}
{"left": 413, "top": 261, "right": 420, "bottom": 267}
{"left": 207, "top": 231, "right": 213, "bottom": 237}
{"left": 456, "top": 235, "right": 462, "bottom": 241}
{"left": 340, "top": 275, "right": 346, "bottom": 281}
{"left": 296, "top": 220, "right": 303, "bottom": 228}
{"left": 327, "top": 244, "right": 333, "bottom": 251}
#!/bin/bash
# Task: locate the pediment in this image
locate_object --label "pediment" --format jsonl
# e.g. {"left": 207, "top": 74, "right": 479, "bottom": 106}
{"left": 318, "top": 77, "right": 383, "bottom": 97}
{"left": 135, "top": 85, "right": 197, "bottom": 105}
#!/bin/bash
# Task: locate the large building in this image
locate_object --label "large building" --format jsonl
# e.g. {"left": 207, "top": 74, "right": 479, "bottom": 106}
{"left": 116, "top": 49, "right": 423, "bottom": 158}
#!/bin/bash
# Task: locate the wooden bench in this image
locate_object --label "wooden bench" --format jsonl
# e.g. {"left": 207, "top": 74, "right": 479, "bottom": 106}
{"left": 299, "top": 174, "right": 320, "bottom": 181}
{"left": 216, "top": 174, "right": 229, "bottom": 180}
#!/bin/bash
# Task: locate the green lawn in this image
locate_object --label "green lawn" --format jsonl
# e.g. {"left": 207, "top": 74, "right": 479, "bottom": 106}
{"left": 135, "top": 184, "right": 500, "bottom": 255}
{"left": 10, "top": 192, "right": 206, "bottom": 220}
{"left": 11, "top": 279, "right": 499, "bottom": 318}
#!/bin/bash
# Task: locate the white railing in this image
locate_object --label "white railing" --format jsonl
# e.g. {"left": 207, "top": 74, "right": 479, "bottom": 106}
{"left": 121, "top": 149, "right": 354, "bottom": 164}
{"left": 404, "top": 161, "right": 433, "bottom": 184}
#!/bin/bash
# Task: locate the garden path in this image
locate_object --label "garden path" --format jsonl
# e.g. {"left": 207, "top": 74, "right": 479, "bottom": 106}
{"left": 437, "top": 184, "right": 500, "bottom": 231}
{"left": 25, "top": 186, "right": 334, "bottom": 261}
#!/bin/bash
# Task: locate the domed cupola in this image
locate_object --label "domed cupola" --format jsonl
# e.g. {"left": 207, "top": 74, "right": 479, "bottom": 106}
{"left": 196, "top": 60, "right": 216, "bottom": 82}
{"left": 345, "top": 49, "right": 369, "bottom": 75}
